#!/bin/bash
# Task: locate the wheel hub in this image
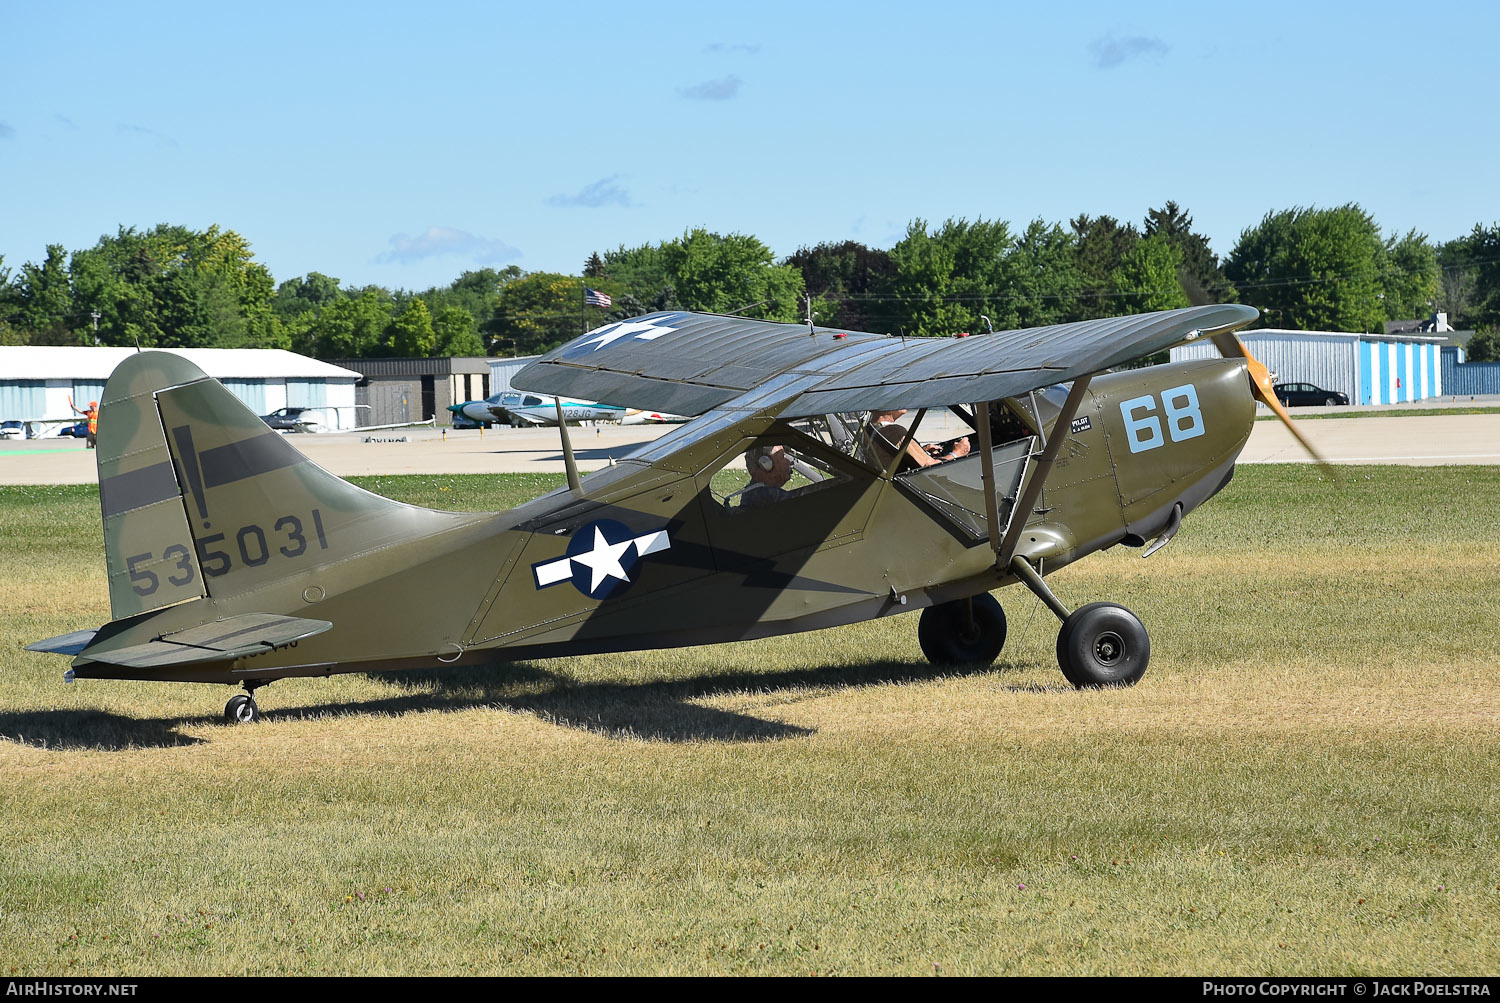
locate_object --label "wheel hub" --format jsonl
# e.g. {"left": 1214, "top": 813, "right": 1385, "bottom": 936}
{"left": 1094, "top": 630, "right": 1124, "bottom": 666}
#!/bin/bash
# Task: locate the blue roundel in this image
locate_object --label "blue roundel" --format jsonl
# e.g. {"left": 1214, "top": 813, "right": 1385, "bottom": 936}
{"left": 566, "top": 518, "right": 643, "bottom": 599}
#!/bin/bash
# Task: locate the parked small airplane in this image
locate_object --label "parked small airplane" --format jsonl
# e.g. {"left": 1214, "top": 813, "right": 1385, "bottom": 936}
{"left": 448, "top": 392, "right": 623, "bottom": 428}
{"left": 28, "top": 305, "right": 1320, "bottom": 723}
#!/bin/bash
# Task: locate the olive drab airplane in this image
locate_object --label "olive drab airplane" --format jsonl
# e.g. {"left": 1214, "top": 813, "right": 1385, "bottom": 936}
{"left": 27, "top": 304, "right": 1322, "bottom": 724}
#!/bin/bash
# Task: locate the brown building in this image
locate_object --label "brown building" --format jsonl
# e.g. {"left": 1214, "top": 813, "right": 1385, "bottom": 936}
{"left": 326, "top": 357, "right": 491, "bottom": 427}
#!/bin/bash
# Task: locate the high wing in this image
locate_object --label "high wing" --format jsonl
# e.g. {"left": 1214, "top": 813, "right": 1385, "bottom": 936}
{"left": 513, "top": 305, "right": 1259, "bottom": 418}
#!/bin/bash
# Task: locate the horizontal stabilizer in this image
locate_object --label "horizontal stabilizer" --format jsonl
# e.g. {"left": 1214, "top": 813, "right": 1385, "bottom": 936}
{"left": 25, "top": 629, "right": 100, "bottom": 656}
{"left": 76, "top": 613, "right": 333, "bottom": 669}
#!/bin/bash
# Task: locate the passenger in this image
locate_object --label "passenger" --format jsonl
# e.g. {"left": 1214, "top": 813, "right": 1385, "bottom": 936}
{"left": 868, "top": 409, "right": 970, "bottom": 471}
{"left": 738, "top": 444, "right": 793, "bottom": 509}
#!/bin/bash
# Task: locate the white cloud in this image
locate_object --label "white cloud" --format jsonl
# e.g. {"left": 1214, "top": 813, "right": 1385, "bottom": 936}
{"left": 376, "top": 226, "right": 521, "bottom": 265}
{"left": 1090, "top": 34, "right": 1169, "bottom": 69}
{"left": 546, "top": 176, "right": 634, "bottom": 208}
{"left": 678, "top": 75, "right": 742, "bottom": 100}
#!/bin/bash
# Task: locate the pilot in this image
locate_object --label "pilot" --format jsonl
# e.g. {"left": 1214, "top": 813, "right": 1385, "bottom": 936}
{"left": 738, "top": 444, "right": 794, "bottom": 509}
{"left": 869, "top": 409, "right": 970, "bottom": 471}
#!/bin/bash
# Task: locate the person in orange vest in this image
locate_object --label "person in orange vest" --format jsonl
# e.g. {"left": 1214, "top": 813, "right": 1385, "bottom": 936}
{"left": 69, "top": 396, "right": 99, "bottom": 449}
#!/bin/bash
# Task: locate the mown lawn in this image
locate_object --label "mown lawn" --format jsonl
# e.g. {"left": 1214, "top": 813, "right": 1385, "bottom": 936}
{"left": 1, "top": 467, "right": 1497, "bottom": 975}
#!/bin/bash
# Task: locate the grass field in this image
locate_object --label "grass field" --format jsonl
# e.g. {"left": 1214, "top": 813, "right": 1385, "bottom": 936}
{"left": 2, "top": 467, "right": 1498, "bottom": 975}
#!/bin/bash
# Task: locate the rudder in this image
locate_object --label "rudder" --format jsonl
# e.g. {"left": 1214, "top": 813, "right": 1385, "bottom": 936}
{"left": 96, "top": 352, "right": 480, "bottom": 617}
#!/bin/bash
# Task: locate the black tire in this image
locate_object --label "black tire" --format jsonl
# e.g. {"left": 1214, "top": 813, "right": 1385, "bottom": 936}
{"left": 1324, "top": 397, "right": 1338, "bottom": 406}
{"left": 1056, "top": 602, "right": 1150, "bottom": 689}
{"left": 224, "top": 694, "right": 260, "bottom": 724}
{"left": 918, "top": 594, "right": 1007, "bottom": 666}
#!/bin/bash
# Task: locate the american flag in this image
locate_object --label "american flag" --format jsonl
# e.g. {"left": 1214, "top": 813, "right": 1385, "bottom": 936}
{"left": 584, "top": 287, "right": 611, "bottom": 308}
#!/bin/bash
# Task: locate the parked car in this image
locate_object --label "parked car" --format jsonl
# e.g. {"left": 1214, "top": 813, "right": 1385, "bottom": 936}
{"left": 57, "top": 422, "right": 89, "bottom": 437}
{"left": 0, "top": 420, "right": 25, "bottom": 439}
{"left": 259, "top": 407, "right": 321, "bottom": 432}
{"left": 1272, "top": 382, "right": 1349, "bottom": 407}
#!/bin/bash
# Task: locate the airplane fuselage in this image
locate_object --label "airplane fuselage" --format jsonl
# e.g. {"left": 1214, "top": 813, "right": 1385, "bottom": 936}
{"left": 71, "top": 357, "right": 1255, "bottom": 685}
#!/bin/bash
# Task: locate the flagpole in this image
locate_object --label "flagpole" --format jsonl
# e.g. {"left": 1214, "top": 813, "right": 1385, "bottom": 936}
{"left": 581, "top": 279, "right": 587, "bottom": 335}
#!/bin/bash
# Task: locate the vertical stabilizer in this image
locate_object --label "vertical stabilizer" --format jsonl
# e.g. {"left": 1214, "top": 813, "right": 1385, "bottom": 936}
{"left": 95, "top": 351, "right": 488, "bottom": 620}
{"left": 96, "top": 353, "right": 210, "bottom": 618}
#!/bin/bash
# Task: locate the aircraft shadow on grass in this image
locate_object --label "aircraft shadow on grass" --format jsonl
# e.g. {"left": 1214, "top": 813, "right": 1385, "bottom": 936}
{"left": 0, "top": 658, "right": 1054, "bottom": 751}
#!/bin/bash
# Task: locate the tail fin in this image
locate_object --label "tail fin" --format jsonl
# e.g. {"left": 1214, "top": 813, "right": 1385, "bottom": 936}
{"left": 96, "top": 352, "right": 477, "bottom": 619}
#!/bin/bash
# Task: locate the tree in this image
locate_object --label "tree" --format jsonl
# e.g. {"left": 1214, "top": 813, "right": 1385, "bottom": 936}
{"left": 599, "top": 242, "right": 670, "bottom": 302}
{"left": 1440, "top": 223, "right": 1500, "bottom": 331}
{"left": 433, "top": 305, "right": 484, "bottom": 356}
{"left": 785, "top": 240, "right": 896, "bottom": 331}
{"left": 492, "top": 272, "right": 587, "bottom": 356}
{"left": 657, "top": 229, "right": 804, "bottom": 320}
{"left": 298, "top": 288, "right": 393, "bottom": 358}
{"left": 599, "top": 230, "right": 804, "bottom": 322}
{"left": 15, "top": 244, "right": 77, "bottom": 343}
{"left": 1466, "top": 328, "right": 1500, "bottom": 363}
{"left": 1225, "top": 205, "right": 1388, "bottom": 332}
{"left": 886, "top": 217, "right": 1012, "bottom": 336}
{"left": 1143, "top": 201, "right": 1235, "bottom": 304}
{"left": 1071, "top": 214, "right": 1139, "bottom": 318}
{"left": 1109, "top": 235, "right": 1190, "bottom": 315}
{"left": 64, "top": 223, "right": 283, "bottom": 349}
{"left": 1382, "top": 230, "right": 1440, "bottom": 322}
{"left": 1002, "top": 219, "right": 1083, "bottom": 329}
{"left": 390, "top": 298, "right": 436, "bottom": 356}
{"left": 274, "top": 272, "right": 343, "bottom": 320}
{"left": 1436, "top": 236, "right": 1479, "bottom": 324}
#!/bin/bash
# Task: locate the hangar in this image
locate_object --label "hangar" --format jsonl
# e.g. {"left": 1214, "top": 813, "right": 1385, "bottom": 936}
{"left": 1169, "top": 329, "right": 1447, "bottom": 405}
{"left": 0, "top": 346, "right": 362, "bottom": 434}
{"left": 323, "top": 356, "right": 490, "bottom": 427}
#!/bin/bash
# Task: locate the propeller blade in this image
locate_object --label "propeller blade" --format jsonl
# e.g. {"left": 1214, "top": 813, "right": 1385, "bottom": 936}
{"left": 1211, "top": 332, "right": 1337, "bottom": 474}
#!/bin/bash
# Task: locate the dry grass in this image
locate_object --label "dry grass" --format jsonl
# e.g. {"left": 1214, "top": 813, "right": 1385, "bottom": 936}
{"left": 1, "top": 468, "right": 1497, "bottom": 975}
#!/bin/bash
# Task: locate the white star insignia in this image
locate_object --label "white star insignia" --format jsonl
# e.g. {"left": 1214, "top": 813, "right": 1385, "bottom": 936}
{"left": 577, "top": 319, "right": 678, "bottom": 352}
{"left": 532, "top": 526, "right": 674, "bottom": 595}
{"left": 571, "top": 526, "right": 635, "bottom": 593}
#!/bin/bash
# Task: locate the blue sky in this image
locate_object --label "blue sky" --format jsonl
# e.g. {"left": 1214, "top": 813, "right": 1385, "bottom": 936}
{"left": 3, "top": 0, "right": 1495, "bottom": 293}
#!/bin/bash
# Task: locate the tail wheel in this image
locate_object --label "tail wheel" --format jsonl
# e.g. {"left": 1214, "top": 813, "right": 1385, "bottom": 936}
{"left": 918, "top": 594, "right": 1007, "bottom": 666}
{"left": 1056, "top": 602, "right": 1149, "bottom": 688}
{"left": 224, "top": 693, "right": 260, "bottom": 724}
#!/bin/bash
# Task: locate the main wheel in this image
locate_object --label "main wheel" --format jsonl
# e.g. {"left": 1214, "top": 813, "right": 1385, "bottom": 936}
{"left": 1056, "top": 602, "right": 1149, "bottom": 688}
{"left": 918, "top": 594, "right": 1007, "bottom": 666}
{"left": 224, "top": 693, "right": 260, "bottom": 724}
{"left": 1324, "top": 397, "right": 1338, "bottom": 406}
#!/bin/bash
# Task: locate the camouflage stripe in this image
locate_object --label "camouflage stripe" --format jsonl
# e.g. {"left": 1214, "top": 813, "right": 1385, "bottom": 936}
{"left": 199, "top": 433, "right": 302, "bottom": 489}
{"left": 98, "top": 461, "right": 180, "bottom": 518}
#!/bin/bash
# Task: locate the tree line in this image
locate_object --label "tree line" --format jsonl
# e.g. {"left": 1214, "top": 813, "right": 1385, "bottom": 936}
{"left": 2, "top": 203, "right": 1497, "bottom": 362}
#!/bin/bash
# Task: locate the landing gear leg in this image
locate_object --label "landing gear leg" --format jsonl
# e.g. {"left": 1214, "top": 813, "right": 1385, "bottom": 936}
{"left": 1008, "top": 556, "right": 1150, "bottom": 689}
{"left": 224, "top": 682, "right": 266, "bottom": 724}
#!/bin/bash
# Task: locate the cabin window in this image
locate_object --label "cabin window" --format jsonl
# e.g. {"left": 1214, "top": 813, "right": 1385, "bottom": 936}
{"left": 705, "top": 429, "right": 853, "bottom": 515}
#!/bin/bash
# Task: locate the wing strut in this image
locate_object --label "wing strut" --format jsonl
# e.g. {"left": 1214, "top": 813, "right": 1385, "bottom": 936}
{"left": 554, "top": 398, "right": 583, "bottom": 496}
{"left": 974, "top": 401, "right": 1005, "bottom": 563}
{"left": 996, "top": 376, "right": 1094, "bottom": 566}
